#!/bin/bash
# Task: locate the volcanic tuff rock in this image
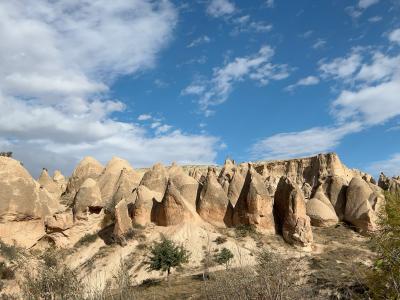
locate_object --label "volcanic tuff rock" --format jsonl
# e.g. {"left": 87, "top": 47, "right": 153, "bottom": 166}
{"left": 53, "top": 170, "right": 67, "bottom": 192}
{"left": 306, "top": 186, "right": 339, "bottom": 227}
{"left": 73, "top": 178, "right": 103, "bottom": 217}
{"left": 197, "top": 167, "right": 232, "bottom": 226}
{"left": 345, "top": 177, "right": 384, "bottom": 233}
{"left": 140, "top": 163, "right": 168, "bottom": 199}
{"left": 132, "top": 185, "right": 156, "bottom": 226}
{"left": 274, "top": 176, "right": 313, "bottom": 247}
{"left": 232, "top": 165, "right": 275, "bottom": 231}
{"left": 113, "top": 199, "right": 133, "bottom": 240}
{"left": 38, "top": 168, "right": 63, "bottom": 198}
{"left": 168, "top": 163, "right": 200, "bottom": 207}
{"left": 379, "top": 173, "right": 400, "bottom": 194}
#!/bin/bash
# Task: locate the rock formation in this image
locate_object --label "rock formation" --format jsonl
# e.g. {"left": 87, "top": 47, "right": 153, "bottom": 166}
{"left": 169, "top": 163, "right": 200, "bottom": 207}
{"left": 379, "top": 173, "right": 400, "bottom": 194}
{"left": 113, "top": 199, "right": 133, "bottom": 241}
{"left": 232, "top": 165, "right": 275, "bottom": 231}
{"left": 345, "top": 177, "right": 384, "bottom": 233}
{"left": 53, "top": 170, "right": 67, "bottom": 193}
{"left": 38, "top": 168, "right": 62, "bottom": 198}
{"left": 153, "top": 180, "right": 193, "bottom": 226}
{"left": 274, "top": 176, "right": 313, "bottom": 247}
{"left": 306, "top": 186, "right": 339, "bottom": 227}
{"left": 140, "top": 163, "right": 168, "bottom": 199}
{"left": 197, "top": 167, "right": 232, "bottom": 226}
{"left": 73, "top": 178, "right": 103, "bottom": 217}
{"left": 132, "top": 185, "right": 156, "bottom": 226}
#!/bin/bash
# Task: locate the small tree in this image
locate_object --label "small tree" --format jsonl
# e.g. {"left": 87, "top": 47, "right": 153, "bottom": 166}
{"left": 214, "top": 248, "right": 234, "bottom": 270}
{"left": 146, "top": 237, "right": 190, "bottom": 286}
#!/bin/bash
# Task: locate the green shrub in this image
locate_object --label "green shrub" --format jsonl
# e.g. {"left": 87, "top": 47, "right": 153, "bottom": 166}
{"left": 213, "top": 248, "right": 234, "bottom": 270}
{"left": 234, "top": 224, "right": 257, "bottom": 238}
{"left": 0, "top": 241, "right": 20, "bottom": 260}
{"left": 0, "top": 262, "right": 15, "bottom": 280}
{"left": 214, "top": 236, "right": 227, "bottom": 245}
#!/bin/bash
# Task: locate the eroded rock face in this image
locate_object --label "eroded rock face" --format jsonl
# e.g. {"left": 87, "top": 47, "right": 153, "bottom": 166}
{"left": 73, "top": 178, "right": 103, "bottom": 216}
{"left": 111, "top": 168, "right": 141, "bottom": 210}
{"left": 140, "top": 163, "right": 168, "bottom": 199}
{"left": 345, "top": 177, "right": 384, "bottom": 233}
{"left": 38, "top": 168, "right": 62, "bottom": 198}
{"left": 53, "top": 170, "right": 67, "bottom": 193}
{"left": 306, "top": 186, "right": 339, "bottom": 227}
{"left": 63, "top": 157, "right": 103, "bottom": 204}
{"left": 153, "top": 180, "right": 193, "bottom": 226}
{"left": 45, "top": 212, "right": 74, "bottom": 232}
{"left": 379, "top": 173, "right": 400, "bottom": 194}
{"left": 274, "top": 176, "right": 313, "bottom": 247}
{"left": 0, "top": 157, "right": 59, "bottom": 222}
{"left": 0, "top": 219, "right": 45, "bottom": 248}
{"left": 169, "top": 163, "right": 200, "bottom": 208}
{"left": 197, "top": 168, "right": 232, "bottom": 226}
{"left": 227, "top": 168, "right": 245, "bottom": 207}
{"left": 319, "top": 176, "right": 348, "bottom": 221}
{"left": 233, "top": 166, "right": 275, "bottom": 231}
{"left": 113, "top": 199, "right": 133, "bottom": 239}
{"left": 132, "top": 185, "right": 156, "bottom": 226}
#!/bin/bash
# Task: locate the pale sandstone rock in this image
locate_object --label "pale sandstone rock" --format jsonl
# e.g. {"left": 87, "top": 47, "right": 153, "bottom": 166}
{"left": 319, "top": 176, "right": 348, "bottom": 221}
{"left": 0, "top": 219, "right": 45, "bottom": 248}
{"left": 227, "top": 168, "right": 245, "bottom": 207}
{"left": 274, "top": 176, "right": 313, "bottom": 247}
{"left": 53, "top": 170, "right": 67, "bottom": 193}
{"left": 169, "top": 163, "right": 200, "bottom": 207}
{"left": 232, "top": 166, "right": 275, "bottom": 231}
{"left": 45, "top": 211, "right": 74, "bottom": 232}
{"left": 113, "top": 199, "right": 133, "bottom": 239}
{"left": 140, "top": 163, "right": 168, "bottom": 198}
{"left": 73, "top": 178, "right": 103, "bottom": 216}
{"left": 197, "top": 167, "right": 232, "bottom": 226}
{"left": 344, "top": 177, "right": 384, "bottom": 233}
{"left": 154, "top": 180, "right": 194, "bottom": 226}
{"left": 132, "top": 185, "right": 157, "bottom": 226}
{"left": 63, "top": 156, "right": 103, "bottom": 204}
{"left": 306, "top": 186, "right": 338, "bottom": 227}
{"left": 0, "top": 157, "right": 59, "bottom": 222}
{"left": 111, "top": 167, "right": 141, "bottom": 209}
{"left": 38, "top": 168, "right": 62, "bottom": 198}
{"left": 379, "top": 173, "right": 400, "bottom": 194}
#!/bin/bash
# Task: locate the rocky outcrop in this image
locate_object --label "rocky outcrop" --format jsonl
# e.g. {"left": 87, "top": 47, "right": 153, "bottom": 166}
{"left": 344, "top": 177, "right": 384, "bottom": 233}
{"left": 140, "top": 163, "right": 168, "bottom": 199}
{"left": 63, "top": 156, "right": 103, "bottom": 204}
{"left": 0, "top": 157, "right": 59, "bottom": 222}
{"left": 274, "top": 176, "right": 313, "bottom": 247}
{"left": 306, "top": 186, "right": 339, "bottom": 227}
{"left": 73, "top": 178, "right": 103, "bottom": 216}
{"left": 53, "top": 170, "right": 67, "bottom": 193}
{"left": 227, "top": 168, "right": 246, "bottom": 207}
{"left": 197, "top": 167, "right": 232, "bottom": 226}
{"left": 111, "top": 167, "right": 141, "bottom": 210}
{"left": 38, "top": 168, "right": 62, "bottom": 198}
{"left": 113, "top": 199, "right": 133, "bottom": 241}
{"left": 45, "top": 212, "right": 74, "bottom": 232}
{"left": 132, "top": 185, "right": 156, "bottom": 226}
{"left": 218, "top": 159, "right": 236, "bottom": 193}
{"left": 232, "top": 166, "right": 275, "bottom": 231}
{"left": 379, "top": 173, "right": 400, "bottom": 194}
{"left": 169, "top": 163, "right": 200, "bottom": 207}
{"left": 0, "top": 219, "right": 45, "bottom": 248}
{"left": 153, "top": 180, "right": 193, "bottom": 226}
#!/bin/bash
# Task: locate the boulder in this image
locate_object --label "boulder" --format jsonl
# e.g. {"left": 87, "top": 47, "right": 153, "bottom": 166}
{"left": 140, "top": 163, "right": 168, "bottom": 198}
{"left": 227, "top": 168, "right": 245, "bottom": 207}
{"left": 344, "top": 177, "right": 384, "bottom": 233}
{"left": 306, "top": 186, "right": 339, "bottom": 227}
{"left": 379, "top": 173, "right": 400, "bottom": 194}
{"left": 45, "top": 212, "right": 74, "bottom": 232}
{"left": 274, "top": 176, "right": 313, "bottom": 247}
{"left": 73, "top": 178, "right": 103, "bottom": 216}
{"left": 0, "top": 219, "right": 46, "bottom": 248}
{"left": 0, "top": 157, "right": 59, "bottom": 222}
{"left": 153, "top": 180, "right": 193, "bottom": 226}
{"left": 113, "top": 199, "right": 133, "bottom": 239}
{"left": 232, "top": 166, "right": 275, "bottom": 231}
{"left": 319, "top": 176, "right": 348, "bottom": 221}
{"left": 197, "top": 167, "right": 232, "bottom": 226}
{"left": 63, "top": 156, "right": 103, "bottom": 204}
{"left": 53, "top": 170, "right": 67, "bottom": 193}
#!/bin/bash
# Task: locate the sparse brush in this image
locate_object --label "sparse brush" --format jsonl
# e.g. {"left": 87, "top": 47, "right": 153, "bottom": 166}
{"left": 75, "top": 233, "right": 98, "bottom": 247}
{"left": 214, "top": 236, "right": 227, "bottom": 245}
{"left": 0, "top": 241, "right": 21, "bottom": 260}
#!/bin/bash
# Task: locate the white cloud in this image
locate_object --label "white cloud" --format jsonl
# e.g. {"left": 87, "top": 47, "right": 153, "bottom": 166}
{"left": 358, "top": 0, "right": 379, "bottom": 9}
{"left": 206, "top": 0, "right": 236, "bottom": 18}
{"left": 138, "top": 114, "right": 152, "bottom": 121}
{"left": 389, "top": 28, "right": 400, "bottom": 45}
{"left": 356, "top": 52, "right": 400, "bottom": 83}
{"left": 367, "top": 153, "right": 400, "bottom": 177}
{"left": 155, "top": 124, "right": 172, "bottom": 134}
{"left": 312, "top": 39, "right": 327, "bottom": 50}
{"left": 368, "top": 16, "right": 382, "bottom": 23}
{"left": 232, "top": 16, "right": 272, "bottom": 34}
{"left": 0, "top": 1, "right": 220, "bottom": 176}
{"left": 251, "top": 122, "right": 362, "bottom": 160}
{"left": 266, "top": 0, "right": 274, "bottom": 8}
{"left": 319, "top": 51, "right": 363, "bottom": 80}
{"left": 183, "top": 46, "right": 290, "bottom": 114}
{"left": 187, "top": 35, "right": 211, "bottom": 48}
{"left": 285, "top": 76, "right": 319, "bottom": 91}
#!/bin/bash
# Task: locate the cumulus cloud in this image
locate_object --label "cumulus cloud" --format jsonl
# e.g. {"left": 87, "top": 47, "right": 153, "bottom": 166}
{"left": 206, "top": 0, "right": 236, "bottom": 18}
{"left": 389, "top": 28, "right": 400, "bottom": 45}
{"left": 312, "top": 39, "right": 327, "bottom": 50}
{"left": 0, "top": 1, "right": 220, "bottom": 176}
{"left": 367, "top": 153, "right": 400, "bottom": 177}
{"left": 251, "top": 122, "right": 362, "bottom": 160}
{"left": 358, "top": 0, "right": 379, "bottom": 9}
{"left": 182, "top": 46, "right": 290, "bottom": 115}
{"left": 187, "top": 35, "right": 211, "bottom": 48}
{"left": 285, "top": 76, "right": 319, "bottom": 91}
{"left": 138, "top": 114, "right": 152, "bottom": 121}
{"left": 319, "top": 51, "right": 363, "bottom": 80}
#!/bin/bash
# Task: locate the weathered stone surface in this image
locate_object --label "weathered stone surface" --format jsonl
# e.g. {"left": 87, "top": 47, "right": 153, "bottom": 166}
{"left": 345, "top": 177, "right": 384, "bottom": 233}
{"left": 197, "top": 167, "right": 232, "bottom": 226}
{"left": 113, "top": 199, "right": 133, "bottom": 239}
{"left": 233, "top": 166, "right": 275, "bottom": 231}
{"left": 306, "top": 186, "right": 338, "bottom": 227}
{"left": 274, "top": 176, "right": 313, "bottom": 247}
{"left": 227, "top": 168, "right": 245, "bottom": 207}
{"left": 73, "top": 178, "right": 103, "bottom": 216}
{"left": 53, "top": 170, "right": 67, "bottom": 193}
{"left": 132, "top": 185, "right": 156, "bottom": 226}
{"left": 0, "top": 219, "right": 45, "bottom": 248}
{"left": 63, "top": 156, "right": 103, "bottom": 204}
{"left": 45, "top": 212, "right": 74, "bottom": 232}
{"left": 0, "top": 157, "right": 59, "bottom": 221}
{"left": 319, "top": 176, "right": 348, "bottom": 221}
{"left": 379, "top": 173, "right": 400, "bottom": 194}
{"left": 140, "top": 163, "right": 168, "bottom": 199}
{"left": 153, "top": 180, "right": 193, "bottom": 226}
{"left": 111, "top": 167, "right": 141, "bottom": 209}
{"left": 169, "top": 163, "right": 200, "bottom": 207}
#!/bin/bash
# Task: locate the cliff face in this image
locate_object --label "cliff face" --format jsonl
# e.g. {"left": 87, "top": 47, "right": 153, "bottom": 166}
{"left": 0, "top": 152, "right": 385, "bottom": 249}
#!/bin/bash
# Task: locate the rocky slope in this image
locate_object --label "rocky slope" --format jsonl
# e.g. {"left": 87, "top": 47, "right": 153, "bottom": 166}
{"left": 0, "top": 153, "right": 387, "bottom": 250}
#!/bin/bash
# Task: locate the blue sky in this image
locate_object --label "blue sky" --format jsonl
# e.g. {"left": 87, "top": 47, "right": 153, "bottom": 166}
{"left": 0, "top": 0, "right": 400, "bottom": 177}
